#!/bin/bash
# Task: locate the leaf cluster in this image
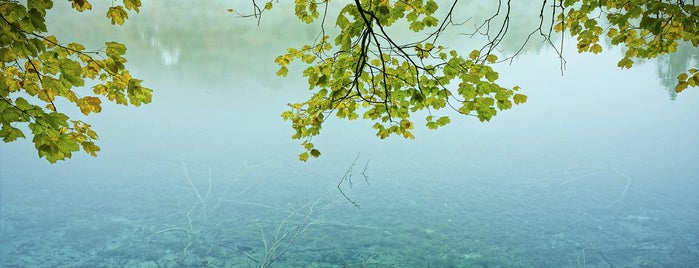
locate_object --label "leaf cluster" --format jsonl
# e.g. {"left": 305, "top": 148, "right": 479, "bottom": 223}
{"left": 556, "top": 0, "right": 699, "bottom": 93}
{"left": 1, "top": 0, "right": 150, "bottom": 163}
{"left": 275, "top": 0, "right": 526, "bottom": 161}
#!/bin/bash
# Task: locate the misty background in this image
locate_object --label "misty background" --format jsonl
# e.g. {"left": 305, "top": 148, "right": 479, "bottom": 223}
{"left": 1, "top": 1, "right": 698, "bottom": 267}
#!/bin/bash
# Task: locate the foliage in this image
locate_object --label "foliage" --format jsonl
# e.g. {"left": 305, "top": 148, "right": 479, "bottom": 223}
{"left": 1, "top": 0, "right": 697, "bottom": 163}
{"left": 556, "top": 0, "right": 699, "bottom": 93}
{"left": 268, "top": 0, "right": 697, "bottom": 161}
{"left": 272, "top": 0, "right": 527, "bottom": 161}
{"left": 0, "top": 0, "right": 150, "bottom": 163}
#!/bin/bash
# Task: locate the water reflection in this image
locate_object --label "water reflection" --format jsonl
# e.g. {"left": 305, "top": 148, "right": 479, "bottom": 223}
{"left": 44, "top": 1, "right": 696, "bottom": 96}
{"left": 657, "top": 42, "right": 699, "bottom": 100}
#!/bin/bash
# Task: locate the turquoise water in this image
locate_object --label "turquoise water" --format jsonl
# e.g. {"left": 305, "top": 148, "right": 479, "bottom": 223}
{"left": 1, "top": 1, "right": 698, "bottom": 267}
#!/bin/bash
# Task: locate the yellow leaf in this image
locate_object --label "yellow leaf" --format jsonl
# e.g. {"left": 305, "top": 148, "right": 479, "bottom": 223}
{"left": 485, "top": 54, "right": 498, "bottom": 63}
{"left": 84, "top": 61, "right": 101, "bottom": 78}
{"left": 106, "top": 6, "right": 128, "bottom": 25}
{"left": 93, "top": 84, "right": 108, "bottom": 95}
{"left": 80, "top": 142, "right": 99, "bottom": 157}
{"left": 264, "top": 2, "right": 273, "bottom": 10}
{"left": 70, "top": 0, "right": 92, "bottom": 12}
{"left": 276, "top": 66, "right": 288, "bottom": 77}
{"left": 468, "top": 50, "right": 480, "bottom": 60}
{"left": 675, "top": 81, "right": 688, "bottom": 93}
{"left": 403, "top": 131, "right": 415, "bottom": 139}
{"left": 86, "top": 129, "right": 98, "bottom": 139}
{"left": 689, "top": 73, "right": 699, "bottom": 86}
{"left": 274, "top": 55, "right": 290, "bottom": 66}
{"left": 78, "top": 96, "right": 102, "bottom": 115}
{"left": 553, "top": 22, "right": 563, "bottom": 32}
{"left": 400, "top": 119, "right": 413, "bottom": 130}
{"left": 44, "top": 36, "right": 58, "bottom": 48}
{"left": 617, "top": 58, "right": 633, "bottom": 69}
{"left": 123, "top": 0, "right": 141, "bottom": 13}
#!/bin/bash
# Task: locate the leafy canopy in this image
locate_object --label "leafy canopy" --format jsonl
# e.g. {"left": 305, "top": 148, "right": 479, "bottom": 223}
{"left": 1, "top": 0, "right": 697, "bottom": 163}
{"left": 557, "top": 0, "right": 699, "bottom": 93}
{"left": 1, "top": 0, "right": 150, "bottom": 163}
{"left": 265, "top": 0, "right": 698, "bottom": 161}
{"left": 270, "top": 1, "right": 526, "bottom": 161}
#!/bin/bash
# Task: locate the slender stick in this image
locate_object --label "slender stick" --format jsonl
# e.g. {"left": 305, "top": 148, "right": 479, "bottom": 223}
{"left": 606, "top": 168, "right": 632, "bottom": 208}
{"left": 337, "top": 153, "right": 370, "bottom": 208}
{"left": 182, "top": 161, "right": 206, "bottom": 211}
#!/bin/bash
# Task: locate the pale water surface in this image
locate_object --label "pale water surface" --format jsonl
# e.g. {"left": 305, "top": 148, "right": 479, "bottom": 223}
{"left": 1, "top": 1, "right": 698, "bottom": 267}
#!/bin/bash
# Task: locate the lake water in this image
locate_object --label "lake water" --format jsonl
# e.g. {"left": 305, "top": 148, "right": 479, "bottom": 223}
{"left": 1, "top": 1, "right": 698, "bottom": 267}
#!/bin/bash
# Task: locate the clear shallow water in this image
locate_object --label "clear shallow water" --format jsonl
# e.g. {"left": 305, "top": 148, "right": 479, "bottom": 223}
{"left": 1, "top": 1, "right": 698, "bottom": 267}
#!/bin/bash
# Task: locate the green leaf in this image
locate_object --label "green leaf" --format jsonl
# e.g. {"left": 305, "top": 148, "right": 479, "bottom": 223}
{"left": 425, "top": 1, "right": 438, "bottom": 14}
{"left": 0, "top": 124, "right": 26, "bottom": 142}
{"left": 44, "top": 112, "right": 69, "bottom": 128}
{"left": 310, "top": 149, "right": 321, "bottom": 158}
{"left": 485, "top": 54, "right": 498, "bottom": 63}
{"left": 469, "top": 50, "right": 480, "bottom": 60}
{"left": 409, "top": 21, "right": 424, "bottom": 32}
{"left": 423, "top": 16, "right": 438, "bottom": 27}
{"left": 66, "top": 42, "right": 85, "bottom": 52}
{"left": 484, "top": 71, "right": 499, "bottom": 82}
{"left": 28, "top": 0, "right": 53, "bottom": 15}
{"left": 426, "top": 121, "right": 438, "bottom": 129}
{"left": 436, "top": 116, "right": 450, "bottom": 126}
{"left": 513, "top": 94, "right": 527, "bottom": 105}
{"left": 336, "top": 14, "right": 350, "bottom": 28}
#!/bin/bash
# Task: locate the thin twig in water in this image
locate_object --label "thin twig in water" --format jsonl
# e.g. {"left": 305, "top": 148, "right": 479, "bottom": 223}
{"left": 153, "top": 160, "right": 267, "bottom": 266}
{"left": 606, "top": 168, "right": 632, "bottom": 208}
{"left": 253, "top": 191, "right": 334, "bottom": 268}
{"left": 337, "top": 153, "right": 371, "bottom": 208}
